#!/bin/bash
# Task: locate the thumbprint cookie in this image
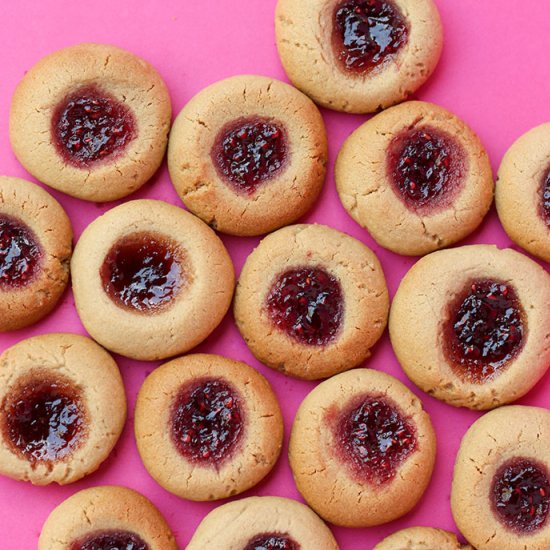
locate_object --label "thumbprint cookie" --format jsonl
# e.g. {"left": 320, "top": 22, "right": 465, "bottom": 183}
{"left": 374, "top": 527, "right": 473, "bottom": 549}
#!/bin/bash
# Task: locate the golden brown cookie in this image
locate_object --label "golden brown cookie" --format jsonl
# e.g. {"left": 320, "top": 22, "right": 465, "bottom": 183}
{"left": 10, "top": 43, "right": 171, "bottom": 202}
{"left": 71, "top": 200, "right": 235, "bottom": 361}
{"left": 0, "top": 334, "right": 126, "bottom": 485}
{"left": 234, "top": 224, "right": 389, "bottom": 380}
{"left": 275, "top": 0, "right": 443, "bottom": 113}
{"left": 336, "top": 101, "right": 494, "bottom": 256}
{"left": 389, "top": 245, "right": 550, "bottom": 409}
{"left": 374, "top": 527, "right": 473, "bottom": 550}
{"left": 451, "top": 406, "right": 550, "bottom": 550}
{"left": 289, "top": 369, "right": 436, "bottom": 527}
{"left": 135, "top": 354, "right": 283, "bottom": 501}
{"left": 187, "top": 496, "right": 339, "bottom": 549}
{"left": 38, "top": 486, "right": 177, "bottom": 550}
{"left": 0, "top": 176, "right": 72, "bottom": 331}
{"left": 168, "top": 75, "right": 327, "bottom": 236}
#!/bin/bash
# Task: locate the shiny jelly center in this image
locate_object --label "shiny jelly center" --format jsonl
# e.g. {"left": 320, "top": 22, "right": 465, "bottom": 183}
{"left": 0, "top": 215, "right": 41, "bottom": 288}
{"left": 492, "top": 459, "right": 550, "bottom": 533}
{"left": 541, "top": 167, "right": 550, "bottom": 226}
{"left": 266, "top": 267, "right": 343, "bottom": 346}
{"left": 73, "top": 530, "right": 149, "bottom": 550}
{"left": 52, "top": 85, "right": 136, "bottom": 167}
{"left": 335, "top": 396, "right": 416, "bottom": 484}
{"left": 244, "top": 534, "right": 300, "bottom": 550}
{"left": 333, "top": 0, "right": 408, "bottom": 73}
{"left": 213, "top": 117, "right": 287, "bottom": 194}
{"left": 170, "top": 378, "right": 243, "bottom": 465}
{"left": 100, "top": 232, "right": 184, "bottom": 313}
{"left": 3, "top": 376, "right": 84, "bottom": 463}
{"left": 446, "top": 280, "right": 524, "bottom": 383}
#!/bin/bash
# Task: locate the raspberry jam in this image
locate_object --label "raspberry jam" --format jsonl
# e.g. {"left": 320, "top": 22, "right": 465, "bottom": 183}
{"left": 333, "top": 0, "right": 408, "bottom": 74}
{"left": 0, "top": 215, "right": 42, "bottom": 288}
{"left": 387, "top": 126, "right": 465, "bottom": 211}
{"left": 100, "top": 232, "right": 185, "bottom": 313}
{"left": 72, "top": 531, "right": 149, "bottom": 550}
{"left": 332, "top": 395, "right": 416, "bottom": 484}
{"left": 2, "top": 374, "right": 84, "bottom": 463}
{"left": 212, "top": 117, "right": 287, "bottom": 194}
{"left": 266, "top": 267, "right": 343, "bottom": 346}
{"left": 445, "top": 280, "right": 524, "bottom": 383}
{"left": 170, "top": 378, "right": 244, "bottom": 465}
{"left": 492, "top": 459, "right": 550, "bottom": 533}
{"left": 541, "top": 168, "right": 550, "bottom": 226}
{"left": 52, "top": 85, "right": 136, "bottom": 167}
{"left": 244, "top": 534, "right": 299, "bottom": 550}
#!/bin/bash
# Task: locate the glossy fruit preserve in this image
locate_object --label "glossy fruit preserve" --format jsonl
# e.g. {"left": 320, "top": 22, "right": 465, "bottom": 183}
{"left": 72, "top": 530, "right": 149, "bottom": 550}
{"left": 244, "top": 534, "right": 300, "bottom": 550}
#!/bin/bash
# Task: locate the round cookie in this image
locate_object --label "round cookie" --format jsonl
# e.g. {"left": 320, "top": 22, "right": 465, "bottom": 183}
{"left": 374, "top": 527, "right": 473, "bottom": 550}
{"left": 135, "top": 354, "right": 283, "bottom": 501}
{"left": 451, "top": 406, "right": 550, "bottom": 550}
{"left": 234, "top": 224, "right": 389, "bottom": 380}
{"left": 496, "top": 122, "right": 550, "bottom": 263}
{"left": 389, "top": 245, "right": 550, "bottom": 409}
{"left": 168, "top": 75, "right": 327, "bottom": 236}
{"left": 38, "top": 486, "right": 177, "bottom": 550}
{"left": 275, "top": 0, "right": 443, "bottom": 114}
{"left": 0, "top": 176, "right": 72, "bottom": 331}
{"left": 187, "top": 496, "right": 339, "bottom": 549}
{"left": 336, "top": 101, "right": 494, "bottom": 256}
{"left": 0, "top": 333, "right": 126, "bottom": 485}
{"left": 71, "top": 199, "right": 235, "bottom": 361}
{"left": 10, "top": 43, "right": 171, "bottom": 202}
{"left": 289, "top": 368, "right": 436, "bottom": 527}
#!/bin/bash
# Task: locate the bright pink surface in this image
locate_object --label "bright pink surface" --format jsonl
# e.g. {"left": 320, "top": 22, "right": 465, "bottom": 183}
{"left": 1, "top": 1, "right": 549, "bottom": 548}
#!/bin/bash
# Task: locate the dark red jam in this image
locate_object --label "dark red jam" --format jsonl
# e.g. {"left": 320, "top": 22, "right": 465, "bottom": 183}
{"left": 72, "top": 530, "right": 149, "bottom": 550}
{"left": 170, "top": 378, "right": 244, "bottom": 465}
{"left": 387, "top": 126, "right": 465, "bottom": 211}
{"left": 266, "top": 267, "right": 343, "bottom": 346}
{"left": 333, "top": 0, "right": 408, "bottom": 74}
{"left": 212, "top": 117, "right": 287, "bottom": 194}
{"left": 445, "top": 280, "right": 524, "bottom": 383}
{"left": 0, "top": 215, "right": 42, "bottom": 288}
{"left": 244, "top": 534, "right": 300, "bottom": 550}
{"left": 52, "top": 85, "right": 136, "bottom": 167}
{"left": 541, "top": 168, "right": 550, "bottom": 226}
{"left": 100, "top": 232, "right": 185, "bottom": 313}
{"left": 2, "top": 374, "right": 84, "bottom": 463}
{"left": 333, "top": 395, "right": 416, "bottom": 484}
{"left": 492, "top": 458, "right": 550, "bottom": 533}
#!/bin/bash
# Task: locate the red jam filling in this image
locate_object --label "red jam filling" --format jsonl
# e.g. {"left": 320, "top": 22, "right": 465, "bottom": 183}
{"left": 541, "top": 168, "right": 550, "bottom": 226}
{"left": 0, "top": 215, "right": 42, "bottom": 288}
{"left": 333, "top": 0, "right": 408, "bottom": 74}
{"left": 72, "top": 531, "right": 149, "bottom": 550}
{"left": 170, "top": 378, "right": 244, "bottom": 465}
{"left": 244, "top": 534, "right": 300, "bottom": 550}
{"left": 52, "top": 85, "right": 136, "bottom": 167}
{"left": 445, "top": 280, "right": 524, "bottom": 383}
{"left": 212, "top": 117, "right": 287, "bottom": 194}
{"left": 492, "top": 458, "right": 550, "bottom": 533}
{"left": 266, "top": 267, "right": 343, "bottom": 346}
{"left": 2, "top": 374, "right": 84, "bottom": 463}
{"left": 387, "top": 126, "right": 465, "bottom": 211}
{"left": 332, "top": 395, "right": 416, "bottom": 484}
{"left": 100, "top": 232, "right": 185, "bottom": 313}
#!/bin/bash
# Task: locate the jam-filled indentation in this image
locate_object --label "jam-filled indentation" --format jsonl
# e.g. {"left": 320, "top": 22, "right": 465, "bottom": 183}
{"left": 540, "top": 167, "right": 550, "bottom": 226}
{"left": 244, "top": 533, "right": 300, "bottom": 550}
{"left": 72, "top": 530, "right": 149, "bottom": 550}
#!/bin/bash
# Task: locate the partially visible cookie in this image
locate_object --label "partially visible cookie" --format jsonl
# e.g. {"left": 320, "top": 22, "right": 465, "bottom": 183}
{"left": 0, "top": 176, "right": 72, "bottom": 331}
{"left": 168, "top": 75, "right": 327, "bottom": 236}
{"left": 289, "top": 369, "right": 436, "bottom": 527}
{"left": 389, "top": 245, "right": 550, "bottom": 409}
{"left": 234, "top": 224, "right": 389, "bottom": 380}
{"left": 451, "top": 406, "right": 550, "bottom": 550}
{"left": 71, "top": 200, "right": 235, "bottom": 360}
{"left": 0, "top": 333, "right": 126, "bottom": 485}
{"left": 38, "top": 486, "right": 177, "bottom": 550}
{"left": 187, "top": 496, "right": 339, "bottom": 549}
{"left": 10, "top": 43, "right": 171, "bottom": 202}
{"left": 275, "top": 0, "right": 443, "bottom": 113}
{"left": 496, "top": 122, "right": 550, "bottom": 263}
{"left": 336, "top": 101, "right": 494, "bottom": 255}
{"left": 135, "top": 354, "right": 283, "bottom": 501}
{"left": 374, "top": 527, "right": 473, "bottom": 549}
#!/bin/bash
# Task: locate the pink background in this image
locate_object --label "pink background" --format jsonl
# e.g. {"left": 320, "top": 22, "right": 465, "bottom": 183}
{"left": 1, "top": 1, "right": 550, "bottom": 548}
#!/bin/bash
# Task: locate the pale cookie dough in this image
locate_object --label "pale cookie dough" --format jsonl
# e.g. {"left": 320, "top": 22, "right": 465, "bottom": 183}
{"left": 374, "top": 527, "right": 473, "bottom": 549}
